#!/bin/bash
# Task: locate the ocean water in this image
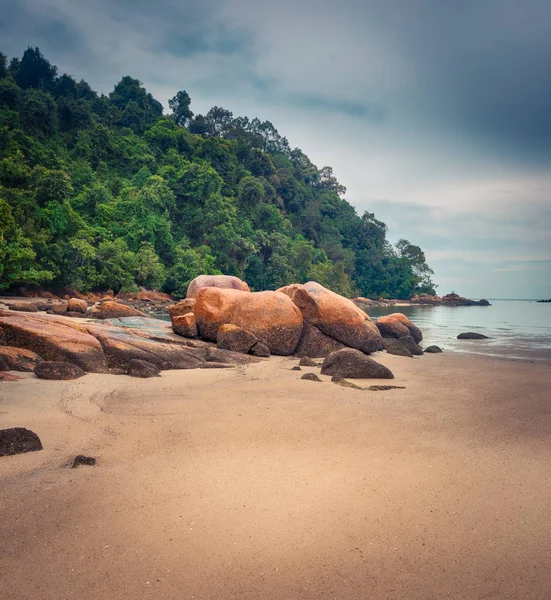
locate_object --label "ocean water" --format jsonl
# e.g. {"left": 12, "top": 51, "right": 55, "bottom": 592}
{"left": 368, "top": 300, "right": 551, "bottom": 362}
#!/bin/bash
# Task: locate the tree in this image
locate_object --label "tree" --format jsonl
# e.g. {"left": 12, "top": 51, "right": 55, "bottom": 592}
{"left": 168, "top": 90, "right": 193, "bottom": 126}
{"left": 14, "top": 47, "right": 57, "bottom": 91}
{"left": 395, "top": 239, "right": 436, "bottom": 295}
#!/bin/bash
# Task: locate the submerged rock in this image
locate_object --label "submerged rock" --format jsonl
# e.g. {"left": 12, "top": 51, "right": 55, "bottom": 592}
{"left": 331, "top": 377, "right": 364, "bottom": 390}
{"left": 0, "top": 427, "right": 43, "bottom": 456}
{"left": 321, "top": 348, "right": 394, "bottom": 379}
{"left": 34, "top": 361, "right": 86, "bottom": 380}
{"left": 457, "top": 332, "right": 489, "bottom": 340}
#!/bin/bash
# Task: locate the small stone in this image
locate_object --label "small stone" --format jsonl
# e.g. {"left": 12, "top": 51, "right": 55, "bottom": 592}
{"left": 71, "top": 455, "right": 97, "bottom": 468}
{"left": 331, "top": 377, "right": 364, "bottom": 390}
{"left": 367, "top": 385, "right": 406, "bottom": 391}
{"left": 299, "top": 356, "right": 321, "bottom": 367}
{"left": 424, "top": 345, "right": 443, "bottom": 353}
{"left": 291, "top": 365, "right": 302, "bottom": 371}
{"left": 301, "top": 372, "right": 322, "bottom": 382}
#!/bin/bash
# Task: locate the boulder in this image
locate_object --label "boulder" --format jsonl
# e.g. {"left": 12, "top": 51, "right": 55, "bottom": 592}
{"left": 0, "top": 346, "right": 42, "bottom": 372}
{"left": 172, "top": 313, "right": 198, "bottom": 338}
{"left": 8, "top": 302, "right": 38, "bottom": 313}
{"left": 66, "top": 311, "right": 86, "bottom": 318}
{"left": 397, "top": 335, "right": 424, "bottom": 356}
{"left": 321, "top": 348, "right": 394, "bottom": 379}
{"left": 205, "top": 347, "right": 261, "bottom": 365}
{"left": 51, "top": 303, "right": 68, "bottom": 315}
{"left": 382, "top": 338, "right": 413, "bottom": 358}
{"left": 293, "top": 321, "right": 345, "bottom": 358}
{"left": 67, "top": 298, "right": 88, "bottom": 314}
{"left": 375, "top": 313, "right": 423, "bottom": 343}
{"left": 249, "top": 342, "right": 270, "bottom": 357}
{"left": 0, "top": 311, "right": 109, "bottom": 372}
{"left": 93, "top": 301, "right": 147, "bottom": 319}
{"left": 457, "top": 332, "right": 489, "bottom": 340}
{"left": 194, "top": 288, "right": 303, "bottom": 355}
{"left": 187, "top": 274, "right": 250, "bottom": 299}
{"left": 168, "top": 298, "right": 196, "bottom": 319}
{"left": 127, "top": 359, "right": 161, "bottom": 378}
{"left": 425, "top": 345, "right": 443, "bottom": 353}
{"left": 217, "top": 324, "right": 258, "bottom": 354}
{"left": 301, "top": 373, "right": 322, "bottom": 382}
{"left": 35, "top": 361, "right": 86, "bottom": 380}
{"left": 278, "top": 281, "right": 383, "bottom": 353}
{"left": 35, "top": 302, "right": 52, "bottom": 311}
{"left": 0, "top": 427, "right": 43, "bottom": 456}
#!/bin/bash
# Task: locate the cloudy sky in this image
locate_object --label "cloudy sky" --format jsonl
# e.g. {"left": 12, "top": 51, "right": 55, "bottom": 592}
{"left": 2, "top": 0, "right": 551, "bottom": 298}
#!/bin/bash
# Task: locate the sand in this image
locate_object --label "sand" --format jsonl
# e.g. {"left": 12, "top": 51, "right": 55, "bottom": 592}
{"left": 1, "top": 352, "right": 550, "bottom": 600}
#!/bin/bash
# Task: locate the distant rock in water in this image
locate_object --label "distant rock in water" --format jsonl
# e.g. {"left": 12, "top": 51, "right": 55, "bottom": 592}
{"left": 0, "top": 427, "right": 43, "bottom": 456}
{"left": 537, "top": 299, "right": 551, "bottom": 303}
{"left": 424, "top": 345, "right": 443, "bottom": 353}
{"left": 411, "top": 293, "right": 490, "bottom": 307}
{"left": 457, "top": 332, "right": 490, "bottom": 340}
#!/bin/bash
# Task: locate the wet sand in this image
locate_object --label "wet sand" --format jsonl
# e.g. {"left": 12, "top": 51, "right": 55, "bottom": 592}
{"left": 1, "top": 353, "right": 550, "bottom": 599}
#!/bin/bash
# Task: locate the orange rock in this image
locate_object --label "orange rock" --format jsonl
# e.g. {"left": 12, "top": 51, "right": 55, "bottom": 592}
{"left": 217, "top": 324, "right": 258, "bottom": 354}
{"left": 375, "top": 313, "right": 423, "bottom": 343}
{"left": 186, "top": 275, "right": 250, "bottom": 299}
{"left": 67, "top": 298, "right": 88, "bottom": 314}
{"left": 278, "top": 282, "right": 383, "bottom": 353}
{"left": 172, "top": 313, "right": 198, "bottom": 338}
{"left": 168, "top": 298, "right": 196, "bottom": 319}
{"left": 0, "top": 311, "right": 108, "bottom": 372}
{"left": 93, "top": 301, "right": 147, "bottom": 319}
{"left": 194, "top": 288, "right": 303, "bottom": 355}
{"left": 0, "top": 346, "right": 42, "bottom": 372}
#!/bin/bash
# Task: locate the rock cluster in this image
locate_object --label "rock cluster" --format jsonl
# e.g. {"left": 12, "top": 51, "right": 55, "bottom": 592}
{"left": 411, "top": 293, "right": 490, "bottom": 307}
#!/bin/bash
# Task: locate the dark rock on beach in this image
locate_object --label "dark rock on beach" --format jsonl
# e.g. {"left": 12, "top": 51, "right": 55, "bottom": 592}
{"left": 71, "top": 455, "right": 97, "bottom": 468}
{"left": 299, "top": 356, "right": 322, "bottom": 367}
{"left": 34, "top": 361, "right": 86, "bottom": 380}
{"left": 0, "top": 427, "right": 43, "bottom": 456}
{"left": 301, "top": 372, "right": 322, "bottom": 382}
{"left": 424, "top": 345, "right": 443, "bottom": 353}
{"left": 383, "top": 338, "right": 413, "bottom": 357}
{"left": 127, "top": 359, "right": 161, "bottom": 378}
{"left": 249, "top": 342, "right": 271, "bottom": 357}
{"left": 321, "top": 348, "right": 394, "bottom": 379}
{"left": 292, "top": 321, "right": 345, "bottom": 358}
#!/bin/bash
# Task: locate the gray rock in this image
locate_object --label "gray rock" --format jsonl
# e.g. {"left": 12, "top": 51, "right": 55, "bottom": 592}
{"left": 34, "top": 361, "right": 86, "bottom": 380}
{"left": 299, "top": 356, "right": 322, "bottom": 367}
{"left": 249, "top": 342, "right": 271, "bottom": 357}
{"left": 321, "top": 348, "right": 394, "bottom": 379}
{"left": 382, "top": 338, "right": 413, "bottom": 357}
{"left": 457, "top": 332, "right": 489, "bottom": 340}
{"left": 127, "top": 359, "right": 161, "bottom": 378}
{"left": 424, "top": 345, "right": 443, "bottom": 353}
{"left": 301, "top": 372, "right": 322, "bottom": 382}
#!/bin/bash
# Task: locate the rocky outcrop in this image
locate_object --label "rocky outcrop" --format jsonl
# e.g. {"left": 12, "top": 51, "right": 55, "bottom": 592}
{"left": 194, "top": 288, "right": 303, "bottom": 355}
{"left": 172, "top": 313, "right": 198, "bottom": 338}
{"left": 168, "top": 298, "right": 196, "bottom": 319}
{"left": 0, "top": 428, "right": 43, "bottom": 456}
{"left": 67, "top": 298, "right": 88, "bottom": 313}
{"left": 293, "top": 322, "right": 345, "bottom": 358}
{"left": 457, "top": 332, "right": 489, "bottom": 340}
{"left": 34, "top": 361, "right": 86, "bottom": 380}
{"left": 127, "top": 359, "right": 161, "bottom": 378}
{"left": 9, "top": 302, "right": 39, "bottom": 312}
{"left": 375, "top": 313, "right": 423, "bottom": 344}
{"left": 217, "top": 324, "right": 258, "bottom": 354}
{"left": 0, "top": 311, "right": 109, "bottom": 372}
{"left": 90, "top": 301, "right": 148, "bottom": 319}
{"left": 0, "top": 346, "right": 42, "bottom": 372}
{"left": 411, "top": 293, "right": 490, "bottom": 307}
{"left": 321, "top": 348, "right": 394, "bottom": 379}
{"left": 187, "top": 275, "right": 250, "bottom": 299}
{"left": 278, "top": 282, "right": 383, "bottom": 353}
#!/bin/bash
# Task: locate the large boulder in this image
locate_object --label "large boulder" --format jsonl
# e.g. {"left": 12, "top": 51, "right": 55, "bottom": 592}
{"left": 217, "top": 324, "right": 258, "bottom": 354}
{"left": 92, "top": 301, "right": 147, "bottom": 319}
{"left": 187, "top": 275, "right": 250, "bottom": 299}
{"left": 293, "top": 321, "right": 345, "bottom": 358}
{"left": 321, "top": 348, "right": 394, "bottom": 379}
{"left": 67, "top": 298, "right": 88, "bottom": 314}
{"left": 172, "top": 313, "right": 198, "bottom": 338}
{"left": 0, "top": 346, "right": 42, "bottom": 372}
{"left": 34, "top": 361, "right": 86, "bottom": 380}
{"left": 0, "top": 311, "right": 109, "bottom": 372}
{"left": 278, "top": 282, "right": 383, "bottom": 353}
{"left": 375, "top": 313, "right": 423, "bottom": 343}
{"left": 194, "top": 288, "right": 303, "bottom": 355}
{"left": 0, "top": 428, "right": 43, "bottom": 456}
{"left": 9, "top": 302, "right": 38, "bottom": 313}
{"left": 168, "top": 298, "right": 196, "bottom": 319}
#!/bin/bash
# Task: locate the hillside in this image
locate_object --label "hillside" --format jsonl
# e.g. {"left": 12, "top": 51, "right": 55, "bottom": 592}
{"left": 0, "top": 47, "right": 435, "bottom": 299}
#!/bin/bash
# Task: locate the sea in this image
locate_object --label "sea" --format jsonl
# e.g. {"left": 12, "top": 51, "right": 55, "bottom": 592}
{"left": 368, "top": 299, "right": 551, "bottom": 362}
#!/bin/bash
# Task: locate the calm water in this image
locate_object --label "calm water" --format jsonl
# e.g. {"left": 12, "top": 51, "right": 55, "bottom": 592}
{"left": 368, "top": 300, "right": 551, "bottom": 362}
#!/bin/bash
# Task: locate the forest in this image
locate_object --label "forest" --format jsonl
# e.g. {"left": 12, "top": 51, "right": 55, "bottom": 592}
{"left": 0, "top": 47, "right": 436, "bottom": 299}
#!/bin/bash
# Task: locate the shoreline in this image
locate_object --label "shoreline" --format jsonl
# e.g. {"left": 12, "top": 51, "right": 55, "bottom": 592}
{"left": 1, "top": 352, "right": 550, "bottom": 599}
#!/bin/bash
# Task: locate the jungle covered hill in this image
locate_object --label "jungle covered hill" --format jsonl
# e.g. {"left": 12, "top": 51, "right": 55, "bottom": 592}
{"left": 0, "top": 47, "right": 436, "bottom": 299}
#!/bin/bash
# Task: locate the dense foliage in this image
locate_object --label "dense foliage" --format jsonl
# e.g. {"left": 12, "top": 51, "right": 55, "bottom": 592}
{"left": 0, "top": 47, "right": 436, "bottom": 298}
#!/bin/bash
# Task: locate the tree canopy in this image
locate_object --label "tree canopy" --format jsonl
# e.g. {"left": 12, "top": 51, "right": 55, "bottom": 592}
{"left": 0, "top": 47, "right": 436, "bottom": 298}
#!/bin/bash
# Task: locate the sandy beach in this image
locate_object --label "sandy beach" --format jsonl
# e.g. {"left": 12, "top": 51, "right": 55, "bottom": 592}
{"left": 1, "top": 352, "right": 550, "bottom": 600}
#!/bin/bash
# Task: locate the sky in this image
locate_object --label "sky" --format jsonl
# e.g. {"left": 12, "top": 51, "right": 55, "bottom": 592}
{"left": 1, "top": 0, "right": 551, "bottom": 298}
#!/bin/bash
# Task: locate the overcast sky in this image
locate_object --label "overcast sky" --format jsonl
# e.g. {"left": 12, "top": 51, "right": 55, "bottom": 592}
{"left": 2, "top": 0, "right": 551, "bottom": 298}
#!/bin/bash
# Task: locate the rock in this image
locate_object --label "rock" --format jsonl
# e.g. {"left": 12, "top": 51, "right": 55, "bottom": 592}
{"left": 0, "top": 428, "right": 43, "bottom": 456}
{"left": 168, "top": 298, "right": 196, "bottom": 319}
{"left": 301, "top": 372, "right": 322, "bottom": 382}
{"left": 8, "top": 302, "right": 38, "bottom": 313}
{"left": 278, "top": 282, "right": 383, "bottom": 353}
{"left": 331, "top": 376, "right": 364, "bottom": 390}
{"left": 293, "top": 321, "right": 345, "bottom": 358}
{"left": 51, "top": 303, "right": 68, "bottom": 315}
{"left": 367, "top": 385, "right": 406, "bottom": 391}
{"left": 398, "top": 335, "right": 423, "bottom": 356}
{"left": 424, "top": 345, "right": 443, "bottom": 353}
{"left": 457, "top": 332, "right": 489, "bottom": 339}
{"left": 0, "top": 356, "right": 9, "bottom": 370}
{"left": 71, "top": 455, "right": 97, "bottom": 468}
{"left": 0, "top": 347, "right": 42, "bottom": 372}
{"left": 187, "top": 274, "right": 250, "bottom": 299}
{"left": 127, "top": 359, "right": 161, "bottom": 378}
{"left": 0, "top": 372, "right": 23, "bottom": 382}
{"left": 321, "top": 348, "right": 394, "bottom": 379}
{"left": 0, "top": 311, "right": 109, "bottom": 372}
{"left": 249, "top": 342, "right": 271, "bottom": 357}
{"left": 34, "top": 361, "right": 86, "bottom": 380}
{"left": 105, "top": 316, "right": 195, "bottom": 346}
{"left": 66, "top": 311, "right": 86, "bottom": 318}
{"left": 375, "top": 313, "right": 423, "bottom": 343}
{"left": 35, "top": 302, "right": 51, "bottom": 311}
{"left": 67, "top": 298, "right": 88, "bottom": 314}
{"left": 172, "top": 313, "right": 198, "bottom": 338}
{"left": 217, "top": 324, "right": 258, "bottom": 354}
{"left": 299, "top": 356, "right": 322, "bottom": 367}
{"left": 205, "top": 348, "right": 261, "bottom": 365}
{"left": 291, "top": 365, "right": 302, "bottom": 371}
{"left": 93, "top": 301, "right": 147, "bottom": 319}
{"left": 382, "top": 338, "right": 413, "bottom": 357}
{"left": 194, "top": 288, "right": 303, "bottom": 355}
